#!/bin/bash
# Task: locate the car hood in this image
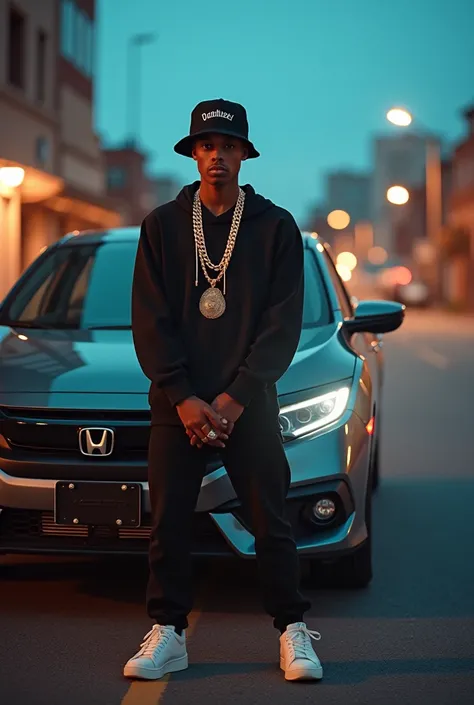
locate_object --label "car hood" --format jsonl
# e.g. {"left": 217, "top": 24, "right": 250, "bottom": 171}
{"left": 276, "top": 325, "right": 355, "bottom": 396}
{"left": 0, "top": 324, "right": 355, "bottom": 408}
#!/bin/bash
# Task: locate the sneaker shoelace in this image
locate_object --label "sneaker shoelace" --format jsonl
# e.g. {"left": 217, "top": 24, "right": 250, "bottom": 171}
{"left": 285, "top": 624, "right": 321, "bottom": 661}
{"left": 139, "top": 625, "right": 174, "bottom": 659}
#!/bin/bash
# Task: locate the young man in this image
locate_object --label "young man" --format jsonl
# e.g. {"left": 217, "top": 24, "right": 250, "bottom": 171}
{"left": 126, "top": 99, "right": 323, "bottom": 682}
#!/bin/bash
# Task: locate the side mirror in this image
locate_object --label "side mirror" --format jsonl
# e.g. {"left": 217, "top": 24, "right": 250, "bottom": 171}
{"left": 343, "top": 300, "right": 405, "bottom": 335}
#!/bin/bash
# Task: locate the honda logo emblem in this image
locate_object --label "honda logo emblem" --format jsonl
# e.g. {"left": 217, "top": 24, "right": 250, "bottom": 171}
{"left": 78, "top": 427, "right": 115, "bottom": 457}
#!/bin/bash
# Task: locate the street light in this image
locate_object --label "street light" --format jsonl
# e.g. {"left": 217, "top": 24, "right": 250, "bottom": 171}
{"left": 327, "top": 209, "right": 350, "bottom": 230}
{"left": 0, "top": 166, "right": 25, "bottom": 188}
{"left": 386, "top": 106, "right": 443, "bottom": 301}
{"left": 0, "top": 166, "right": 25, "bottom": 300}
{"left": 126, "top": 33, "right": 157, "bottom": 147}
{"left": 387, "top": 185, "right": 410, "bottom": 205}
{"left": 386, "top": 108, "right": 413, "bottom": 127}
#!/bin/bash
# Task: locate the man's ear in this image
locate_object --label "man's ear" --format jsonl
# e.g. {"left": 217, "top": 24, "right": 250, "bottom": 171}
{"left": 242, "top": 146, "right": 249, "bottom": 162}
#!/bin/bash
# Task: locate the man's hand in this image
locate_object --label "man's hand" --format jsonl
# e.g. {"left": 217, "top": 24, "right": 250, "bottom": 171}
{"left": 186, "top": 393, "right": 244, "bottom": 448}
{"left": 211, "top": 393, "right": 244, "bottom": 433}
{"left": 176, "top": 396, "right": 228, "bottom": 449}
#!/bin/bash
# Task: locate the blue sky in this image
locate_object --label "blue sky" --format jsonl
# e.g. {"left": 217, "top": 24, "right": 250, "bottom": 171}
{"left": 96, "top": 0, "right": 474, "bottom": 225}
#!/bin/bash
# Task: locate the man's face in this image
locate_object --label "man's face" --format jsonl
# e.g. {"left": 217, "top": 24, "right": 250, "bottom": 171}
{"left": 192, "top": 133, "right": 248, "bottom": 186}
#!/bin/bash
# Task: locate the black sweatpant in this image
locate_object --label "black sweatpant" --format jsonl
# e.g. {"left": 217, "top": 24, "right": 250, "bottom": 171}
{"left": 146, "top": 394, "right": 311, "bottom": 632}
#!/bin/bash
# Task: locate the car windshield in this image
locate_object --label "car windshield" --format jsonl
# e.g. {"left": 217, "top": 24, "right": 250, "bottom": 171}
{"left": 0, "top": 240, "right": 331, "bottom": 330}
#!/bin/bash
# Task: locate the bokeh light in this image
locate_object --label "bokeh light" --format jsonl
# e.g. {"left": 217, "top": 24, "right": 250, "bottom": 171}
{"left": 327, "top": 210, "right": 351, "bottom": 230}
{"left": 393, "top": 266, "right": 413, "bottom": 286}
{"left": 337, "top": 251, "right": 358, "bottom": 271}
{"left": 336, "top": 263, "right": 352, "bottom": 282}
{"left": 387, "top": 185, "right": 410, "bottom": 205}
{"left": 0, "top": 166, "right": 25, "bottom": 188}
{"left": 381, "top": 266, "right": 413, "bottom": 288}
{"left": 367, "top": 246, "right": 388, "bottom": 265}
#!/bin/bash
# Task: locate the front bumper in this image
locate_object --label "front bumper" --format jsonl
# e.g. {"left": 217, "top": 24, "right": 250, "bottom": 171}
{"left": 0, "top": 409, "right": 371, "bottom": 559}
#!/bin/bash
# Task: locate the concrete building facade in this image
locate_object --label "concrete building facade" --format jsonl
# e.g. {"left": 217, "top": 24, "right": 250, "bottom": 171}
{"left": 103, "top": 144, "right": 158, "bottom": 225}
{"left": 0, "top": 0, "right": 120, "bottom": 299}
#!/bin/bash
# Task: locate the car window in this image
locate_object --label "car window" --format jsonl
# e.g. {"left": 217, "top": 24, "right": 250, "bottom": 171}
{"left": 2, "top": 241, "right": 138, "bottom": 329}
{"left": 302, "top": 249, "right": 332, "bottom": 328}
{"left": 1, "top": 241, "right": 332, "bottom": 331}
{"left": 322, "top": 250, "right": 353, "bottom": 318}
{"left": 18, "top": 262, "right": 67, "bottom": 321}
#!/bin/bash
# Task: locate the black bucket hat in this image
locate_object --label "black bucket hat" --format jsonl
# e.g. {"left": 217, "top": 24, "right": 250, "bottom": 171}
{"left": 174, "top": 99, "right": 260, "bottom": 159}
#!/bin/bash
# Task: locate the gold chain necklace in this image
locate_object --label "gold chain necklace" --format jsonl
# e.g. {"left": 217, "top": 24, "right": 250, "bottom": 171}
{"left": 192, "top": 187, "right": 245, "bottom": 319}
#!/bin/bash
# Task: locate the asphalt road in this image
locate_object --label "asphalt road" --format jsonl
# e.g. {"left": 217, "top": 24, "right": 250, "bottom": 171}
{"left": 1, "top": 309, "right": 474, "bottom": 705}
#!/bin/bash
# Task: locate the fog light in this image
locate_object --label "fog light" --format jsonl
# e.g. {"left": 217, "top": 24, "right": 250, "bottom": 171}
{"left": 313, "top": 498, "right": 336, "bottom": 521}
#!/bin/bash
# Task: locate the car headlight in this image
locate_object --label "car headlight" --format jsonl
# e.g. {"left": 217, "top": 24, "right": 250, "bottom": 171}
{"left": 279, "top": 387, "right": 350, "bottom": 439}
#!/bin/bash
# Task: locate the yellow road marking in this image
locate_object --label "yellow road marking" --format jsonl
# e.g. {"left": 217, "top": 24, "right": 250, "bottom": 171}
{"left": 120, "top": 608, "right": 202, "bottom": 705}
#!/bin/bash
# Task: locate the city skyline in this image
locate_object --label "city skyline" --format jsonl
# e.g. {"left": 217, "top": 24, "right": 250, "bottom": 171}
{"left": 98, "top": 0, "right": 472, "bottom": 224}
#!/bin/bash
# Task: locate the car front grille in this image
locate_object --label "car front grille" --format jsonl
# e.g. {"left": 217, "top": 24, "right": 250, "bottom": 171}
{"left": 40, "top": 511, "right": 149, "bottom": 539}
{"left": 0, "top": 407, "right": 152, "bottom": 422}
{"left": 41, "top": 512, "right": 89, "bottom": 537}
{"left": 0, "top": 508, "right": 233, "bottom": 556}
{"left": 0, "top": 407, "right": 151, "bottom": 459}
{"left": 0, "top": 407, "right": 222, "bottom": 478}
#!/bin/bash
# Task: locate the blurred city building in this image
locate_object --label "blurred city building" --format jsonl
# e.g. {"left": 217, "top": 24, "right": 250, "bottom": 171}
{"left": 325, "top": 170, "right": 372, "bottom": 224}
{"left": 153, "top": 175, "right": 181, "bottom": 208}
{"left": 103, "top": 146, "right": 182, "bottom": 224}
{"left": 393, "top": 160, "right": 452, "bottom": 258}
{"left": 305, "top": 170, "right": 373, "bottom": 260}
{"left": 371, "top": 132, "right": 442, "bottom": 256}
{"left": 304, "top": 204, "right": 332, "bottom": 240}
{"left": 0, "top": 0, "right": 120, "bottom": 299}
{"left": 445, "top": 105, "right": 474, "bottom": 311}
{"left": 103, "top": 144, "right": 158, "bottom": 225}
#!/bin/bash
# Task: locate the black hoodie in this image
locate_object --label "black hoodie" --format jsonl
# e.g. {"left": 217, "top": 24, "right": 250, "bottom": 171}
{"left": 131, "top": 181, "right": 304, "bottom": 424}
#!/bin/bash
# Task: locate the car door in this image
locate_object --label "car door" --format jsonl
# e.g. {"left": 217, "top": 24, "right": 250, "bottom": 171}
{"left": 321, "top": 249, "right": 382, "bottom": 408}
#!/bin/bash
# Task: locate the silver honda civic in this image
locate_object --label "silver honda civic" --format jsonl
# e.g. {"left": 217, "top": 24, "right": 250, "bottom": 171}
{"left": 0, "top": 228, "right": 404, "bottom": 588}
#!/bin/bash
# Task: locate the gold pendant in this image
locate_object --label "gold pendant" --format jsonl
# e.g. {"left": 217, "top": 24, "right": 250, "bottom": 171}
{"left": 199, "top": 287, "right": 226, "bottom": 319}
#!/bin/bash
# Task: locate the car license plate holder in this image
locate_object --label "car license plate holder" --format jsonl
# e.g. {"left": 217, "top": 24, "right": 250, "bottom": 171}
{"left": 54, "top": 481, "right": 141, "bottom": 527}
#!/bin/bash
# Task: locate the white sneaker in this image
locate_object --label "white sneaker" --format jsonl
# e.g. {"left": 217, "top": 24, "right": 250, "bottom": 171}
{"left": 279, "top": 622, "right": 323, "bottom": 681}
{"left": 123, "top": 624, "right": 188, "bottom": 680}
